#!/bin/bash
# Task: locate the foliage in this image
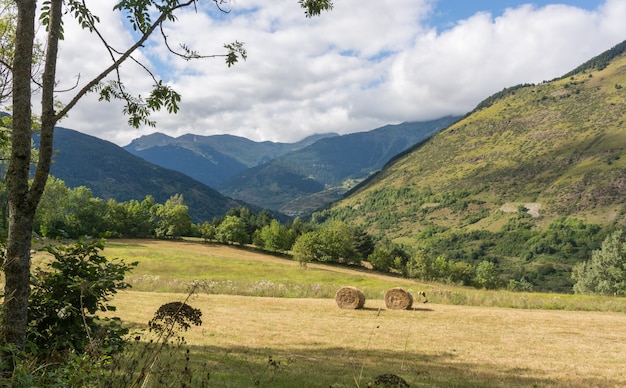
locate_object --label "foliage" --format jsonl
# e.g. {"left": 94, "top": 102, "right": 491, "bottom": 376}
{"left": 405, "top": 250, "right": 475, "bottom": 286}
{"left": 28, "top": 239, "right": 137, "bottom": 357}
{"left": 292, "top": 231, "right": 320, "bottom": 266}
{"left": 255, "top": 219, "right": 296, "bottom": 252}
{"left": 507, "top": 277, "right": 534, "bottom": 292}
{"left": 368, "top": 247, "right": 395, "bottom": 272}
{"left": 474, "top": 261, "right": 501, "bottom": 290}
{"left": 198, "top": 221, "right": 216, "bottom": 241}
{"left": 292, "top": 221, "right": 360, "bottom": 265}
{"left": 153, "top": 194, "right": 193, "bottom": 238}
{"left": 572, "top": 230, "right": 626, "bottom": 295}
{"left": 1, "top": 349, "right": 108, "bottom": 388}
{"left": 215, "top": 215, "right": 249, "bottom": 245}
{"left": 35, "top": 181, "right": 194, "bottom": 239}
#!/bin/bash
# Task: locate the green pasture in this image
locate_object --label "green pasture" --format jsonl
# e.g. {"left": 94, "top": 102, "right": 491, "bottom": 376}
{"left": 99, "top": 239, "right": 626, "bottom": 312}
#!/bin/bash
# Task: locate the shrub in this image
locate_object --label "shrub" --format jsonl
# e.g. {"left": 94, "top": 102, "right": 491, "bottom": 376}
{"left": 28, "top": 239, "right": 137, "bottom": 358}
{"left": 572, "top": 230, "right": 625, "bottom": 295}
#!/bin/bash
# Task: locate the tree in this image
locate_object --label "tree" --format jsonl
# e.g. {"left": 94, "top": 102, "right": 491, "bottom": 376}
{"left": 33, "top": 176, "right": 71, "bottom": 238}
{"left": 153, "top": 194, "right": 192, "bottom": 238}
{"left": 215, "top": 215, "right": 248, "bottom": 245}
{"left": 291, "top": 221, "right": 360, "bottom": 265}
{"left": 257, "top": 219, "right": 295, "bottom": 252}
{"left": 368, "top": 247, "right": 394, "bottom": 272}
{"left": 2, "top": 0, "right": 333, "bottom": 354}
{"left": 474, "top": 260, "right": 501, "bottom": 290}
{"left": 292, "top": 231, "right": 319, "bottom": 267}
{"left": 572, "top": 230, "right": 626, "bottom": 296}
{"left": 406, "top": 249, "right": 432, "bottom": 280}
{"left": 351, "top": 227, "right": 375, "bottom": 259}
{"left": 198, "top": 220, "right": 216, "bottom": 242}
{"left": 312, "top": 221, "right": 356, "bottom": 264}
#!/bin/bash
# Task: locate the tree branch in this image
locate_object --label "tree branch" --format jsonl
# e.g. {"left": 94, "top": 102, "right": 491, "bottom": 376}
{"left": 29, "top": 0, "right": 63, "bottom": 208}
{"left": 54, "top": 0, "right": 197, "bottom": 123}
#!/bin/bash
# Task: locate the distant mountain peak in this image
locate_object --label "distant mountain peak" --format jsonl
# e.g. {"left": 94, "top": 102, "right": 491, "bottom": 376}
{"left": 124, "top": 132, "right": 174, "bottom": 150}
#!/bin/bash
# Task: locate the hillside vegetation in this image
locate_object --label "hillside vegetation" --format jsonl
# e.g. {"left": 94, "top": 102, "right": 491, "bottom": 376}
{"left": 317, "top": 41, "right": 626, "bottom": 292}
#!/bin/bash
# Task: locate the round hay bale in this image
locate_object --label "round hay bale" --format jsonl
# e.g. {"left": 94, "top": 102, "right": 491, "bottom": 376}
{"left": 384, "top": 287, "right": 413, "bottom": 310}
{"left": 335, "top": 286, "right": 365, "bottom": 309}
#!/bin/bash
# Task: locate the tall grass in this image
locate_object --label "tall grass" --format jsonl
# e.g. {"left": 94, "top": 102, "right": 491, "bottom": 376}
{"left": 98, "top": 239, "right": 626, "bottom": 313}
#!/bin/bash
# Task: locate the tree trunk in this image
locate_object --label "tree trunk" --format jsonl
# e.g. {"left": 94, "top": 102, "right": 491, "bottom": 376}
{"left": 2, "top": 0, "right": 63, "bottom": 354}
{"left": 1, "top": 0, "right": 37, "bottom": 353}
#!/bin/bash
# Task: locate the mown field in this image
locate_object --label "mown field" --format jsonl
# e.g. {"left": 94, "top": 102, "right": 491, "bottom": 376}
{"left": 37, "top": 239, "right": 626, "bottom": 386}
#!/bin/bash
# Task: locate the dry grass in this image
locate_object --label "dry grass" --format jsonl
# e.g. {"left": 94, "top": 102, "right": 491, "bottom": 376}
{"left": 112, "top": 290, "right": 626, "bottom": 387}
{"left": 17, "top": 239, "right": 626, "bottom": 386}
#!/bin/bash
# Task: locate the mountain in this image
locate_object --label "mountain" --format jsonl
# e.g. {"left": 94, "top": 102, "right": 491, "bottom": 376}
{"left": 318, "top": 40, "right": 626, "bottom": 292}
{"left": 124, "top": 132, "right": 338, "bottom": 188}
{"left": 46, "top": 127, "right": 247, "bottom": 223}
{"left": 218, "top": 117, "right": 460, "bottom": 215}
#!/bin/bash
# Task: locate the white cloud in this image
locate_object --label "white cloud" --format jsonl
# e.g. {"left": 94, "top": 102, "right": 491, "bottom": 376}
{"left": 47, "top": 0, "right": 626, "bottom": 146}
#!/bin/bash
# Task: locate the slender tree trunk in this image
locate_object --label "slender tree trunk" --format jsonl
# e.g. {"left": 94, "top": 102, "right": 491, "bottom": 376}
{"left": 2, "top": 0, "right": 62, "bottom": 354}
{"left": 2, "top": 0, "right": 37, "bottom": 353}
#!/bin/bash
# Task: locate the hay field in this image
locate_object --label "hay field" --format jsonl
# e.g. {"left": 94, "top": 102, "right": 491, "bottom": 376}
{"left": 112, "top": 291, "right": 626, "bottom": 387}
{"left": 93, "top": 239, "right": 626, "bottom": 387}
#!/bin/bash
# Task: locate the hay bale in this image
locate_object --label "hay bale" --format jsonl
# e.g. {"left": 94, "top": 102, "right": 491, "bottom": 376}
{"left": 335, "top": 286, "right": 365, "bottom": 309}
{"left": 384, "top": 287, "right": 413, "bottom": 310}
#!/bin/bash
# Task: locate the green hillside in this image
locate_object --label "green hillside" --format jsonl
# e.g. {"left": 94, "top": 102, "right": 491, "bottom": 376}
{"left": 318, "top": 41, "right": 626, "bottom": 292}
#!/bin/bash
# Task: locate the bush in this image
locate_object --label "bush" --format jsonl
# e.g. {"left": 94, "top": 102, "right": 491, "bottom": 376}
{"left": 28, "top": 239, "right": 137, "bottom": 358}
{"left": 572, "top": 230, "right": 625, "bottom": 295}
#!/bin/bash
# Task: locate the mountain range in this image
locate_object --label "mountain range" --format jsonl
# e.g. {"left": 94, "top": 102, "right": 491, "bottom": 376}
{"left": 46, "top": 117, "right": 457, "bottom": 221}
{"left": 45, "top": 39, "right": 626, "bottom": 258}
{"left": 46, "top": 127, "right": 245, "bottom": 223}
{"left": 124, "top": 132, "right": 337, "bottom": 188}
{"left": 216, "top": 118, "right": 459, "bottom": 214}
{"left": 124, "top": 117, "right": 459, "bottom": 214}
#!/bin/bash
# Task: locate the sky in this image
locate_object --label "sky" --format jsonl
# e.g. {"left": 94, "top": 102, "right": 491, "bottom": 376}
{"left": 48, "top": 0, "right": 626, "bottom": 146}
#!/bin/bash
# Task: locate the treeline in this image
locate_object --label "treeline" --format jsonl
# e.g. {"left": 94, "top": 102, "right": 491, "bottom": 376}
{"left": 33, "top": 177, "right": 194, "bottom": 239}
{"left": 22, "top": 176, "right": 626, "bottom": 295}
{"left": 24, "top": 178, "right": 501, "bottom": 290}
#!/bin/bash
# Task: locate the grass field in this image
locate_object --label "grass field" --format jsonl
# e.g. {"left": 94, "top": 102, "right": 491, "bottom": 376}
{"left": 27, "top": 239, "right": 626, "bottom": 386}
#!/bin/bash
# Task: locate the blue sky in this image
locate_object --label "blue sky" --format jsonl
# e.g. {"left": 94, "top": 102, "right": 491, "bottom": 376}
{"left": 52, "top": 0, "right": 623, "bottom": 146}
{"left": 431, "top": 0, "right": 601, "bottom": 29}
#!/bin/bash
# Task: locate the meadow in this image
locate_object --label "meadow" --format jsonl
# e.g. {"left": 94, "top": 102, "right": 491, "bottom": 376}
{"left": 4, "top": 238, "right": 617, "bottom": 387}
{"left": 87, "top": 239, "right": 626, "bottom": 387}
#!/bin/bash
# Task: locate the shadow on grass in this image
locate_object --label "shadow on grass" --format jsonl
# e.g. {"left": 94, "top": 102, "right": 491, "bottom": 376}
{"left": 107, "top": 340, "right": 614, "bottom": 388}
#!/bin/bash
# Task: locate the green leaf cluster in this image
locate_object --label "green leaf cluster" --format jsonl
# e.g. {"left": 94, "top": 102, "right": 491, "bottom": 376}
{"left": 28, "top": 239, "right": 137, "bottom": 357}
{"left": 292, "top": 221, "right": 360, "bottom": 266}
{"left": 573, "top": 230, "right": 626, "bottom": 295}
